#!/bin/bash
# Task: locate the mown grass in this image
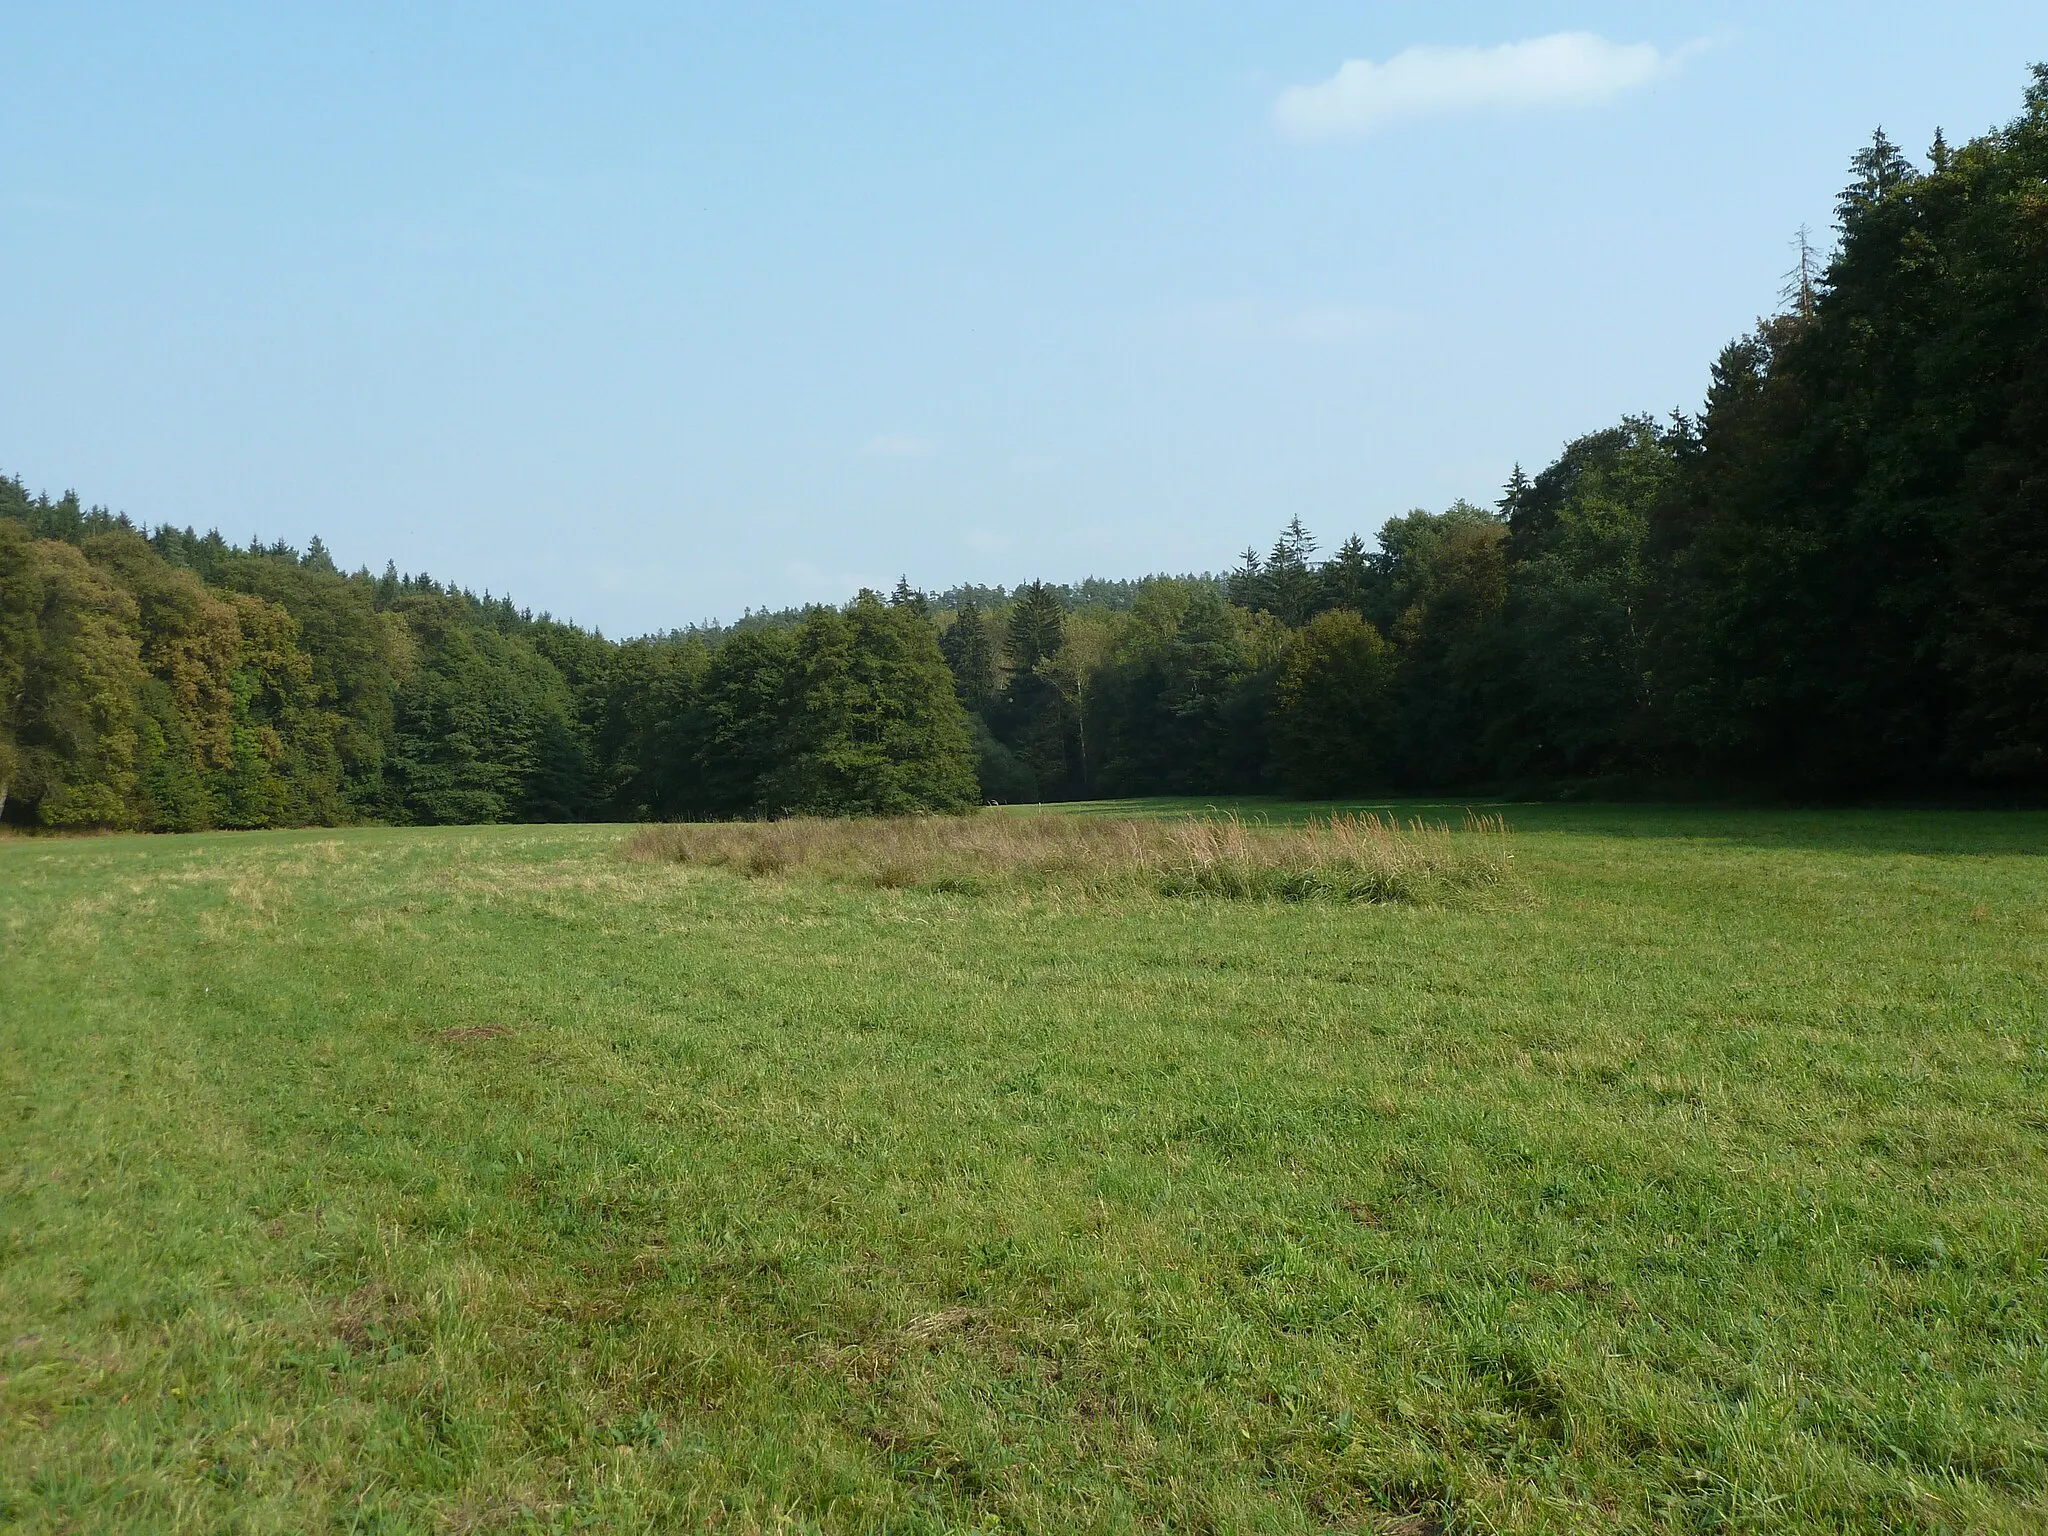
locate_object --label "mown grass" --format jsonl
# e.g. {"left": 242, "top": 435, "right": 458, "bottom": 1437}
{"left": 2, "top": 802, "right": 2046, "bottom": 1533}
{"left": 624, "top": 810, "right": 1514, "bottom": 904}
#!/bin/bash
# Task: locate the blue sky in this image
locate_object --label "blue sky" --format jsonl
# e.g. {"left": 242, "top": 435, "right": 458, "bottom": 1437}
{"left": 4, "top": 3, "right": 2042, "bottom": 634}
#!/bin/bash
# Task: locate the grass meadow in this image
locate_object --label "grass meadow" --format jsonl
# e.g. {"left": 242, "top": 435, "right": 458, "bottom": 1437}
{"left": 2, "top": 803, "right": 2045, "bottom": 1533}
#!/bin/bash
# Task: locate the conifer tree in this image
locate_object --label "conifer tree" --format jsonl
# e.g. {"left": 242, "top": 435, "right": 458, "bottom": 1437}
{"left": 888, "top": 576, "right": 931, "bottom": 619}
{"left": 938, "top": 599, "right": 999, "bottom": 714}
{"left": 1320, "top": 534, "right": 1374, "bottom": 617}
{"left": 1006, "top": 581, "right": 1066, "bottom": 671}
{"left": 1497, "top": 465, "right": 1532, "bottom": 519}
{"left": 1837, "top": 127, "right": 1918, "bottom": 228}
{"left": 1262, "top": 518, "right": 1319, "bottom": 625}
{"left": 1226, "top": 547, "right": 1266, "bottom": 610}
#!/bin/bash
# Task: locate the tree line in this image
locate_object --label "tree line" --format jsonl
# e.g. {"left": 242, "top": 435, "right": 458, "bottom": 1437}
{"left": 5, "top": 69, "right": 2046, "bottom": 827}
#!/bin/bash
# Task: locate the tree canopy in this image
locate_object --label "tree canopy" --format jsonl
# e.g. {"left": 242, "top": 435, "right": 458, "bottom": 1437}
{"left": 7, "top": 69, "right": 2048, "bottom": 823}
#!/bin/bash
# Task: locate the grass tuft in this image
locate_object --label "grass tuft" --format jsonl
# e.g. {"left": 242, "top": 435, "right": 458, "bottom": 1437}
{"left": 623, "top": 809, "right": 1513, "bottom": 903}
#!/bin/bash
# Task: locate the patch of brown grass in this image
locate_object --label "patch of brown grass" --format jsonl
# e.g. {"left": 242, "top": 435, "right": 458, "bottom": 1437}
{"left": 898, "top": 1306, "right": 983, "bottom": 1344}
{"left": 331, "top": 1281, "right": 420, "bottom": 1354}
{"left": 623, "top": 810, "right": 1511, "bottom": 904}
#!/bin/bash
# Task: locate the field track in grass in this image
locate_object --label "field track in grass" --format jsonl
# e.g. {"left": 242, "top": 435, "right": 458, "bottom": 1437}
{"left": 3, "top": 801, "right": 2046, "bottom": 1532}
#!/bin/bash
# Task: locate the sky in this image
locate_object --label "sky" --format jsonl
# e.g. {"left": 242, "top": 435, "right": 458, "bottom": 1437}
{"left": 4, "top": 4, "right": 2043, "bottom": 635}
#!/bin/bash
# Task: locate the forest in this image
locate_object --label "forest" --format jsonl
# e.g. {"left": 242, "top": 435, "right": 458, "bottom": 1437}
{"left": 4, "top": 70, "right": 2046, "bottom": 829}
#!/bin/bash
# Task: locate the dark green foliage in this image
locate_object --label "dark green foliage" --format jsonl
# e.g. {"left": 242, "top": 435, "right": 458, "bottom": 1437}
{"left": 1157, "top": 586, "right": 1271, "bottom": 788}
{"left": 1320, "top": 535, "right": 1374, "bottom": 618}
{"left": 213, "top": 555, "right": 410, "bottom": 816}
{"left": 385, "top": 600, "right": 590, "bottom": 825}
{"left": 682, "top": 626, "right": 797, "bottom": 817}
{"left": 1229, "top": 519, "right": 1328, "bottom": 625}
{"left": 7, "top": 68, "right": 2048, "bottom": 820}
{"left": 1225, "top": 547, "right": 1264, "bottom": 611}
{"left": 1272, "top": 609, "right": 1394, "bottom": 796}
{"left": 1379, "top": 503, "right": 1509, "bottom": 787}
{"left": 602, "top": 635, "right": 710, "bottom": 818}
{"left": 624, "top": 596, "right": 979, "bottom": 818}
{"left": 967, "top": 712, "right": 1038, "bottom": 804}
{"left": 1648, "top": 73, "right": 2048, "bottom": 790}
{"left": 993, "top": 669, "right": 1075, "bottom": 802}
{"left": 759, "top": 593, "right": 979, "bottom": 816}
{"left": 1261, "top": 517, "right": 1320, "bottom": 625}
{"left": 1005, "top": 581, "right": 1066, "bottom": 672}
{"left": 888, "top": 576, "right": 931, "bottom": 619}
{"left": 938, "top": 598, "right": 1035, "bottom": 803}
{"left": 990, "top": 582, "right": 1081, "bottom": 801}
{"left": 1089, "top": 581, "right": 1274, "bottom": 796}
{"left": 1487, "top": 418, "right": 1680, "bottom": 783}
{"left": 938, "top": 600, "right": 1000, "bottom": 716}
{"left": 0, "top": 475, "right": 130, "bottom": 548}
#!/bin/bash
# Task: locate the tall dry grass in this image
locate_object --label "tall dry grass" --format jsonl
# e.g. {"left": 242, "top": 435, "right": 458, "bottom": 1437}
{"left": 624, "top": 810, "right": 1512, "bottom": 904}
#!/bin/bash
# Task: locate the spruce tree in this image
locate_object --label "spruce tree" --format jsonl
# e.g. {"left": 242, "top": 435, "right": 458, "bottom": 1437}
{"left": 938, "top": 600, "right": 999, "bottom": 714}
{"left": 889, "top": 576, "right": 931, "bottom": 618}
{"left": 1263, "top": 519, "right": 1318, "bottom": 625}
{"left": 1226, "top": 547, "right": 1266, "bottom": 610}
{"left": 994, "top": 583, "right": 1074, "bottom": 798}
{"left": 1006, "top": 581, "right": 1066, "bottom": 671}
{"left": 1320, "top": 534, "right": 1374, "bottom": 616}
{"left": 1836, "top": 127, "right": 1918, "bottom": 229}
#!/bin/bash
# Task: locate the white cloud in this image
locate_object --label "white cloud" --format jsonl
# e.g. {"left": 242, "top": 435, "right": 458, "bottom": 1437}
{"left": 1275, "top": 32, "right": 1683, "bottom": 139}
{"left": 861, "top": 433, "right": 936, "bottom": 459}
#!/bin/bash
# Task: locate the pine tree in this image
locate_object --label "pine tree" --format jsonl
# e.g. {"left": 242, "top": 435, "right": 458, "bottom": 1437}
{"left": 1006, "top": 581, "right": 1066, "bottom": 671}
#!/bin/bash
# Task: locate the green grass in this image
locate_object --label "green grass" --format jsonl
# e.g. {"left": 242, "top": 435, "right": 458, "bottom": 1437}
{"left": 2, "top": 802, "right": 2045, "bottom": 1533}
